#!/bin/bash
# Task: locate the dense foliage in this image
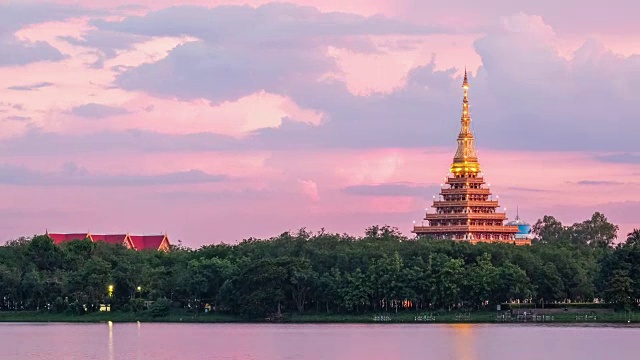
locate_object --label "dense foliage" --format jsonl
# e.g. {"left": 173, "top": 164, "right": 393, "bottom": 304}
{"left": 0, "top": 212, "right": 639, "bottom": 318}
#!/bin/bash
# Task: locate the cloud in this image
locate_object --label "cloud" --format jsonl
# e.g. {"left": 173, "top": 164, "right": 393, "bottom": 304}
{"left": 70, "top": 103, "right": 131, "bottom": 119}
{"left": 594, "top": 153, "right": 640, "bottom": 164}
{"left": 0, "top": 39, "right": 67, "bottom": 66}
{"left": 58, "top": 30, "right": 148, "bottom": 61}
{"left": 0, "top": 3, "right": 90, "bottom": 34}
{"left": 343, "top": 182, "right": 434, "bottom": 197}
{"left": 506, "top": 186, "right": 555, "bottom": 193}
{"left": 5, "top": 116, "right": 31, "bottom": 121}
{"left": 157, "top": 189, "right": 271, "bottom": 202}
{"left": 575, "top": 180, "right": 622, "bottom": 186}
{"left": 0, "top": 162, "right": 228, "bottom": 187}
{"left": 94, "top": 10, "right": 640, "bottom": 153}
{"left": 94, "top": 3, "right": 453, "bottom": 41}
{"left": 58, "top": 30, "right": 149, "bottom": 69}
{"left": 7, "top": 82, "right": 54, "bottom": 91}
{"left": 93, "top": 3, "right": 458, "bottom": 103}
{"left": 2, "top": 7, "right": 640, "bottom": 158}
{"left": 0, "top": 129, "right": 241, "bottom": 156}
{"left": 0, "top": 3, "right": 95, "bottom": 66}
{"left": 298, "top": 179, "right": 320, "bottom": 201}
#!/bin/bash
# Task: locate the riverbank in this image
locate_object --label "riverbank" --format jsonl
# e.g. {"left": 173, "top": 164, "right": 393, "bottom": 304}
{"left": 1, "top": 310, "right": 637, "bottom": 324}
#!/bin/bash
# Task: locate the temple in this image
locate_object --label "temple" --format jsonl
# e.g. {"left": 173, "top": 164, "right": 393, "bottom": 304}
{"left": 412, "top": 70, "right": 530, "bottom": 245}
{"left": 46, "top": 231, "right": 172, "bottom": 251}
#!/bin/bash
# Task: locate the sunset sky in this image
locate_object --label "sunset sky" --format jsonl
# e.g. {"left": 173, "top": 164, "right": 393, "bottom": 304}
{"left": 0, "top": 0, "right": 638, "bottom": 246}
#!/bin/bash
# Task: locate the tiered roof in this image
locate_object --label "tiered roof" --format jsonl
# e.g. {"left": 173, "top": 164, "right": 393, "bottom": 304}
{"left": 46, "top": 231, "right": 171, "bottom": 251}
{"left": 412, "top": 69, "right": 528, "bottom": 245}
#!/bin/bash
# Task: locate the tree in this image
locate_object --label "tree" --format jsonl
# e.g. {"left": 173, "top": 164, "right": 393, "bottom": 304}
{"left": 463, "top": 253, "right": 499, "bottom": 308}
{"left": 604, "top": 270, "right": 633, "bottom": 310}
{"left": 534, "top": 263, "right": 565, "bottom": 303}
{"left": 626, "top": 229, "right": 640, "bottom": 246}
{"left": 495, "top": 262, "right": 533, "bottom": 303}
{"left": 27, "top": 235, "right": 63, "bottom": 271}
{"left": 430, "top": 254, "right": 464, "bottom": 310}
{"left": 532, "top": 216, "right": 568, "bottom": 243}
{"left": 569, "top": 212, "right": 618, "bottom": 247}
{"left": 340, "top": 268, "right": 371, "bottom": 312}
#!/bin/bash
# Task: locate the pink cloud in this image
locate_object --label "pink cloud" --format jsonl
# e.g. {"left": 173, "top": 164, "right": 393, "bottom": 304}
{"left": 298, "top": 179, "right": 320, "bottom": 202}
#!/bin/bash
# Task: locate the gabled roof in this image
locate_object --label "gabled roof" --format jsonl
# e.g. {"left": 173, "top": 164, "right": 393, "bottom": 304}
{"left": 47, "top": 233, "right": 90, "bottom": 245}
{"left": 90, "top": 234, "right": 130, "bottom": 247}
{"left": 46, "top": 232, "right": 169, "bottom": 251}
{"left": 129, "top": 234, "right": 170, "bottom": 251}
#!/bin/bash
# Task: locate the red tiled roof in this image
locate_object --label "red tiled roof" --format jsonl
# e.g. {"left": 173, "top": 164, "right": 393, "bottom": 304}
{"left": 90, "top": 234, "right": 128, "bottom": 246}
{"left": 46, "top": 232, "right": 170, "bottom": 251}
{"left": 129, "top": 235, "right": 168, "bottom": 251}
{"left": 47, "top": 233, "right": 90, "bottom": 245}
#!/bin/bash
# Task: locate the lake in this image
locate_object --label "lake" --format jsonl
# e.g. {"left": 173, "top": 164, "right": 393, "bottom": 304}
{"left": 1, "top": 322, "right": 639, "bottom": 359}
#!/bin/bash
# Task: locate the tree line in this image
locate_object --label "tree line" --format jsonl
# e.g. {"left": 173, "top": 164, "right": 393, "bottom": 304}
{"left": 0, "top": 211, "right": 639, "bottom": 318}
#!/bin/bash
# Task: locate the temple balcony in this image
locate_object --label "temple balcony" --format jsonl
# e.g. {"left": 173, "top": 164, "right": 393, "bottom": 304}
{"left": 412, "top": 225, "right": 519, "bottom": 233}
{"left": 440, "top": 188, "right": 491, "bottom": 196}
{"left": 424, "top": 213, "right": 507, "bottom": 220}
{"left": 446, "top": 177, "right": 485, "bottom": 184}
{"left": 432, "top": 200, "right": 499, "bottom": 207}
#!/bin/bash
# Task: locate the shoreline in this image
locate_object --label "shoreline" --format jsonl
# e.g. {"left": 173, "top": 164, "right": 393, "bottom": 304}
{"left": 1, "top": 311, "right": 637, "bottom": 325}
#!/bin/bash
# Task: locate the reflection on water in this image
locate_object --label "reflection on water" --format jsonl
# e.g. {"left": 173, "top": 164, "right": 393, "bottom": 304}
{"left": 108, "top": 321, "right": 114, "bottom": 360}
{"left": 1, "top": 323, "right": 640, "bottom": 360}
{"left": 452, "top": 324, "right": 474, "bottom": 360}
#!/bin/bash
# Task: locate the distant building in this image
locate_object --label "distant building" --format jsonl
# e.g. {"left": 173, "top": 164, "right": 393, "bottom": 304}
{"left": 412, "top": 70, "right": 530, "bottom": 245}
{"left": 505, "top": 209, "right": 534, "bottom": 241}
{"left": 46, "top": 231, "right": 171, "bottom": 251}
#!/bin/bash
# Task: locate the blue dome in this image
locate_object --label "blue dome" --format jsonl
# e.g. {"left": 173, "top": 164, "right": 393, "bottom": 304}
{"left": 516, "top": 223, "right": 531, "bottom": 235}
{"left": 506, "top": 211, "right": 531, "bottom": 235}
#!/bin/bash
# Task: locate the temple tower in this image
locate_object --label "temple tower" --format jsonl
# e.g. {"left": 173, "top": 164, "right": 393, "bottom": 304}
{"left": 412, "top": 70, "right": 529, "bottom": 245}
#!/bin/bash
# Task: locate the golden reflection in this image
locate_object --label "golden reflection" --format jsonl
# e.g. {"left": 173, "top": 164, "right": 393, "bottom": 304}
{"left": 108, "top": 321, "right": 114, "bottom": 360}
{"left": 451, "top": 323, "right": 475, "bottom": 360}
{"left": 137, "top": 321, "right": 141, "bottom": 359}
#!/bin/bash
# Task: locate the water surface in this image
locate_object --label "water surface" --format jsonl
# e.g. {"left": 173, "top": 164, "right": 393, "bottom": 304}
{"left": 1, "top": 322, "right": 639, "bottom": 359}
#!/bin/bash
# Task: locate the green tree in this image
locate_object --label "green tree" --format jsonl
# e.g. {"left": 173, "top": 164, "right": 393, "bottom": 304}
{"left": 569, "top": 212, "right": 618, "bottom": 247}
{"left": 604, "top": 270, "right": 633, "bottom": 310}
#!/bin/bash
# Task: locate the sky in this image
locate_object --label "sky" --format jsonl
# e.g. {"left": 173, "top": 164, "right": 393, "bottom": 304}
{"left": 0, "top": 0, "right": 639, "bottom": 247}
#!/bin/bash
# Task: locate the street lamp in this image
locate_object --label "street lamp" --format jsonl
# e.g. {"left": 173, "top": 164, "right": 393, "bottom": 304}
{"left": 137, "top": 286, "right": 142, "bottom": 299}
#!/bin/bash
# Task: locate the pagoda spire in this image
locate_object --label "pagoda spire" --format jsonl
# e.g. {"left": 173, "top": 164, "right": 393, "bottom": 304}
{"left": 451, "top": 67, "right": 480, "bottom": 175}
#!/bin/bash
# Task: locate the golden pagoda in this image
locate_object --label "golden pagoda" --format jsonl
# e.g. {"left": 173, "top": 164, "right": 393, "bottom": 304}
{"left": 412, "top": 70, "right": 530, "bottom": 245}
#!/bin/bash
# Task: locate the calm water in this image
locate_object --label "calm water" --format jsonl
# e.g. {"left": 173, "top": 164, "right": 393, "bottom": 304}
{"left": 1, "top": 322, "right": 639, "bottom": 359}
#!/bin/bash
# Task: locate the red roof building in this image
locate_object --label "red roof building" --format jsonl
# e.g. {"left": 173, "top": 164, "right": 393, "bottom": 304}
{"left": 47, "top": 233, "right": 91, "bottom": 245}
{"left": 46, "top": 231, "right": 171, "bottom": 251}
{"left": 129, "top": 235, "right": 170, "bottom": 251}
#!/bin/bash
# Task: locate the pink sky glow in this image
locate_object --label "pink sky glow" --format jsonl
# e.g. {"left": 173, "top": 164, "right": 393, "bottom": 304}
{"left": 0, "top": 1, "right": 639, "bottom": 246}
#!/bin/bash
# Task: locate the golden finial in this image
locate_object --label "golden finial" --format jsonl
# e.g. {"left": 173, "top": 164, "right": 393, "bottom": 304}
{"left": 450, "top": 65, "right": 480, "bottom": 175}
{"left": 462, "top": 66, "right": 469, "bottom": 89}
